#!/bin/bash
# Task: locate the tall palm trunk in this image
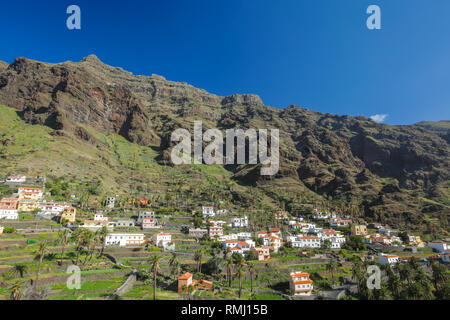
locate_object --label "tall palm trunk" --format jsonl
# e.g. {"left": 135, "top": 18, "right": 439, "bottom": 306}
{"left": 59, "top": 241, "right": 66, "bottom": 266}
{"left": 34, "top": 256, "right": 44, "bottom": 290}
{"left": 153, "top": 271, "right": 157, "bottom": 300}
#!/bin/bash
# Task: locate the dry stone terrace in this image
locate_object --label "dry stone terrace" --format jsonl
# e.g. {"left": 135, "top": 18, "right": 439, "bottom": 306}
{"left": 0, "top": 176, "right": 448, "bottom": 300}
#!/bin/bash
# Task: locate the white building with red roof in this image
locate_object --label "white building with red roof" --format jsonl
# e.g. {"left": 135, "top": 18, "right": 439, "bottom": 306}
{"left": 378, "top": 253, "right": 399, "bottom": 265}
{"left": 290, "top": 271, "right": 313, "bottom": 296}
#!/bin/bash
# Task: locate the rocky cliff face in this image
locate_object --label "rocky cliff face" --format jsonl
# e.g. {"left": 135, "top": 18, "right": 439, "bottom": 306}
{"left": 0, "top": 55, "right": 448, "bottom": 232}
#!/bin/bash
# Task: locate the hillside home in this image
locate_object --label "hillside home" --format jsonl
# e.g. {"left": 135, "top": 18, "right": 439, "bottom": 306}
{"left": 329, "top": 217, "right": 352, "bottom": 227}
{"left": 105, "top": 197, "right": 116, "bottom": 209}
{"left": 269, "top": 228, "right": 282, "bottom": 238}
{"left": 251, "top": 247, "right": 271, "bottom": 261}
{"left": 257, "top": 231, "right": 269, "bottom": 239}
{"left": 18, "top": 200, "right": 38, "bottom": 212}
{"left": 378, "top": 253, "right": 399, "bottom": 265}
{"left": 0, "top": 226, "right": 3, "bottom": 234}
{"left": 112, "top": 219, "right": 135, "bottom": 227}
{"left": 18, "top": 192, "right": 41, "bottom": 201}
{"left": 230, "top": 216, "right": 248, "bottom": 228}
{"left": 0, "top": 207, "right": 18, "bottom": 220}
{"left": 60, "top": 206, "right": 76, "bottom": 224}
{"left": 408, "top": 235, "right": 424, "bottom": 248}
{"left": 142, "top": 217, "right": 158, "bottom": 230}
{"left": 137, "top": 211, "right": 155, "bottom": 224}
{"left": 178, "top": 272, "right": 213, "bottom": 293}
{"left": 18, "top": 187, "right": 43, "bottom": 199}
{"left": 351, "top": 224, "right": 368, "bottom": 236}
{"left": 37, "top": 203, "right": 69, "bottom": 216}
{"left": 202, "top": 206, "right": 215, "bottom": 218}
{"left": 275, "top": 211, "right": 289, "bottom": 220}
{"left": 208, "top": 225, "right": 223, "bottom": 238}
{"left": 290, "top": 236, "right": 321, "bottom": 248}
{"left": 428, "top": 241, "right": 448, "bottom": 253}
{"left": 105, "top": 233, "right": 145, "bottom": 247}
{"left": 263, "top": 235, "right": 282, "bottom": 252}
{"left": 5, "top": 175, "right": 26, "bottom": 183}
{"left": 178, "top": 272, "right": 194, "bottom": 293}
{"left": 0, "top": 198, "right": 19, "bottom": 209}
{"left": 189, "top": 228, "right": 208, "bottom": 238}
{"left": 94, "top": 213, "right": 108, "bottom": 221}
{"left": 154, "top": 232, "right": 172, "bottom": 247}
{"left": 290, "top": 271, "right": 313, "bottom": 296}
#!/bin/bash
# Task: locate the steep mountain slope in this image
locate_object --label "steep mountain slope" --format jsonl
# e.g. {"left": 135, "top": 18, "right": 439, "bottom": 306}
{"left": 0, "top": 55, "right": 448, "bottom": 234}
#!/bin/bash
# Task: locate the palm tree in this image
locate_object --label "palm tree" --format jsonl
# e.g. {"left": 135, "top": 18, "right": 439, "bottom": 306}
{"left": 226, "top": 257, "right": 234, "bottom": 287}
{"left": 57, "top": 229, "right": 70, "bottom": 266}
{"left": 97, "top": 226, "right": 109, "bottom": 257}
{"left": 10, "top": 282, "right": 22, "bottom": 300}
{"left": 248, "top": 262, "right": 255, "bottom": 293}
{"left": 238, "top": 259, "right": 247, "bottom": 298}
{"left": 82, "top": 230, "right": 95, "bottom": 265}
{"left": 351, "top": 258, "right": 365, "bottom": 295}
{"left": 194, "top": 250, "right": 204, "bottom": 273}
{"left": 150, "top": 255, "right": 161, "bottom": 300}
{"left": 326, "top": 259, "right": 339, "bottom": 282}
{"left": 34, "top": 242, "right": 49, "bottom": 290}
{"left": 169, "top": 252, "right": 180, "bottom": 278}
{"left": 71, "top": 228, "right": 86, "bottom": 265}
{"left": 13, "top": 264, "right": 28, "bottom": 278}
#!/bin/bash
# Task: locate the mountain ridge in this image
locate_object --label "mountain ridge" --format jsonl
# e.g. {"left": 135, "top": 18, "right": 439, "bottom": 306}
{"left": 0, "top": 55, "right": 448, "bottom": 235}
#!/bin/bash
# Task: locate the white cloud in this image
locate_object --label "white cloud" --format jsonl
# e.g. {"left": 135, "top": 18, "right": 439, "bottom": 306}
{"left": 370, "top": 114, "right": 388, "bottom": 123}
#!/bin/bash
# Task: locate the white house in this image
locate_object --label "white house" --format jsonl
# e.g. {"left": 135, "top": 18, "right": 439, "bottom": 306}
{"left": 105, "top": 233, "right": 145, "bottom": 247}
{"left": 142, "top": 217, "right": 159, "bottom": 230}
{"left": 230, "top": 216, "right": 248, "bottom": 228}
{"left": 0, "top": 208, "right": 18, "bottom": 220}
{"left": 330, "top": 236, "right": 346, "bottom": 249}
{"left": 18, "top": 187, "right": 43, "bottom": 199}
{"left": 154, "top": 232, "right": 172, "bottom": 247}
{"left": 208, "top": 226, "right": 223, "bottom": 238}
{"left": 6, "top": 175, "right": 27, "bottom": 183}
{"left": 329, "top": 217, "right": 352, "bottom": 227}
{"left": 218, "top": 234, "right": 239, "bottom": 242}
{"left": 378, "top": 253, "right": 399, "bottom": 265}
{"left": 290, "top": 271, "right": 313, "bottom": 296}
{"left": 202, "top": 206, "right": 215, "bottom": 218}
{"left": 105, "top": 197, "right": 116, "bottom": 209}
{"left": 263, "top": 235, "right": 282, "bottom": 252}
{"left": 290, "top": 236, "right": 321, "bottom": 248}
{"left": 235, "top": 232, "right": 252, "bottom": 240}
{"left": 223, "top": 240, "right": 240, "bottom": 250}
{"left": 92, "top": 213, "right": 107, "bottom": 221}
{"left": 428, "top": 241, "right": 448, "bottom": 253}
{"left": 189, "top": 228, "right": 209, "bottom": 238}
{"left": 137, "top": 211, "right": 155, "bottom": 224}
{"left": 37, "top": 203, "right": 69, "bottom": 216}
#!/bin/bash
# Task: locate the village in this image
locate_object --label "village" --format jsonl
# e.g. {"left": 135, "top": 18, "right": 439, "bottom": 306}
{"left": 0, "top": 174, "right": 448, "bottom": 300}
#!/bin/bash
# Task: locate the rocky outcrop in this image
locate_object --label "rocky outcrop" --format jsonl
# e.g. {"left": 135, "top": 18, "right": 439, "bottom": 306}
{"left": 0, "top": 55, "right": 448, "bottom": 231}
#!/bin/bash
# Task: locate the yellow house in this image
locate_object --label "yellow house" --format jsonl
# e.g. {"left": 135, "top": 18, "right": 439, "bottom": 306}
{"left": 0, "top": 226, "right": 4, "bottom": 234}
{"left": 83, "top": 219, "right": 109, "bottom": 227}
{"left": 18, "top": 200, "right": 38, "bottom": 212}
{"left": 351, "top": 224, "right": 368, "bottom": 236}
{"left": 18, "top": 192, "right": 41, "bottom": 201}
{"left": 61, "top": 206, "right": 76, "bottom": 224}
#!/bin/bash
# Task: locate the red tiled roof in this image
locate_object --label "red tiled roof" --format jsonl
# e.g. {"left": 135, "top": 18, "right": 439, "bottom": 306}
{"left": 179, "top": 272, "right": 193, "bottom": 280}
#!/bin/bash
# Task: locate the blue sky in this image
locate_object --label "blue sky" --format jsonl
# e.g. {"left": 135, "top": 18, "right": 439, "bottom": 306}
{"left": 1, "top": 0, "right": 449, "bottom": 125}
